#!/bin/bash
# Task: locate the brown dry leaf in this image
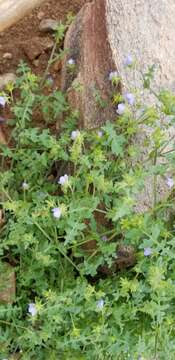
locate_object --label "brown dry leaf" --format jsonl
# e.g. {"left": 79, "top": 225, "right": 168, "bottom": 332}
{"left": 0, "top": 209, "right": 5, "bottom": 227}
{"left": 0, "top": 128, "right": 7, "bottom": 144}
{"left": 0, "top": 263, "right": 16, "bottom": 304}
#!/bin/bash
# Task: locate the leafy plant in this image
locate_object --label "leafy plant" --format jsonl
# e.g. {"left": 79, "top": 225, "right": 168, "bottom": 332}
{"left": 1, "top": 45, "right": 175, "bottom": 360}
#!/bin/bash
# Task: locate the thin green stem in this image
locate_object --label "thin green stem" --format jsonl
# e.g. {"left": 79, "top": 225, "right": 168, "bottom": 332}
{"left": 153, "top": 148, "right": 158, "bottom": 210}
{"left": 40, "top": 41, "right": 57, "bottom": 88}
{"left": 0, "top": 319, "right": 32, "bottom": 332}
{"left": 34, "top": 220, "right": 82, "bottom": 275}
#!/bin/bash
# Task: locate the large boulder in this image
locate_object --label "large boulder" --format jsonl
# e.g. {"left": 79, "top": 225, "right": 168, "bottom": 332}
{"left": 0, "top": 0, "right": 45, "bottom": 32}
{"left": 61, "top": 0, "right": 175, "bottom": 212}
{"left": 62, "top": 0, "right": 175, "bottom": 128}
{"left": 106, "top": 0, "right": 175, "bottom": 95}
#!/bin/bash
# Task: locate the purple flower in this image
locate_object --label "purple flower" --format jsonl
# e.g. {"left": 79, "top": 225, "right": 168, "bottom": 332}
{"left": 97, "top": 299, "right": 104, "bottom": 310}
{"left": 28, "top": 303, "right": 37, "bottom": 316}
{"left": 109, "top": 71, "right": 118, "bottom": 81}
{"left": 124, "top": 54, "right": 133, "bottom": 67}
{"left": 125, "top": 92, "right": 135, "bottom": 106}
{"left": 101, "top": 235, "right": 108, "bottom": 242}
{"left": 71, "top": 130, "right": 80, "bottom": 140}
{"left": 0, "top": 96, "right": 6, "bottom": 107}
{"left": 144, "top": 247, "right": 152, "bottom": 257}
{"left": 166, "top": 177, "right": 174, "bottom": 189}
{"left": 52, "top": 207, "right": 62, "bottom": 219}
{"left": 22, "top": 181, "right": 29, "bottom": 190}
{"left": 67, "top": 58, "right": 75, "bottom": 66}
{"left": 58, "top": 174, "right": 69, "bottom": 186}
{"left": 116, "top": 103, "right": 125, "bottom": 115}
{"left": 97, "top": 130, "right": 103, "bottom": 138}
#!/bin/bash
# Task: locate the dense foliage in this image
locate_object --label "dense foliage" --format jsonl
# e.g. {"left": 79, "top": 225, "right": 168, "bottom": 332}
{"left": 1, "top": 24, "right": 175, "bottom": 360}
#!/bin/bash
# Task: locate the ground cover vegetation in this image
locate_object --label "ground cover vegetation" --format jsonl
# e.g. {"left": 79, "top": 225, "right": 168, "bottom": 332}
{"left": 0, "top": 21, "right": 175, "bottom": 360}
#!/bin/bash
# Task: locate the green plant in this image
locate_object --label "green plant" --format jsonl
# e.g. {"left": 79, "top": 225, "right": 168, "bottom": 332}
{"left": 1, "top": 50, "right": 175, "bottom": 360}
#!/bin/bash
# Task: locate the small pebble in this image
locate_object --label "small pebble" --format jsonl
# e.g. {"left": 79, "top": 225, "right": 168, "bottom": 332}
{"left": 33, "top": 59, "right": 39, "bottom": 67}
{"left": 0, "top": 73, "right": 16, "bottom": 90}
{"left": 37, "top": 11, "right": 45, "bottom": 20}
{"left": 39, "top": 19, "right": 58, "bottom": 33}
{"left": 3, "top": 52, "right": 12, "bottom": 60}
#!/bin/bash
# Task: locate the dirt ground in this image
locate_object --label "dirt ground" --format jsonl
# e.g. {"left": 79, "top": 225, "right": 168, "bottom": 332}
{"left": 0, "top": 0, "right": 87, "bottom": 77}
{"left": 0, "top": 0, "right": 88, "bottom": 142}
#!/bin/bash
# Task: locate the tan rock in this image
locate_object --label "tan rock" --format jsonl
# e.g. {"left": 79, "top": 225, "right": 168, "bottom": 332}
{"left": 22, "top": 37, "right": 54, "bottom": 61}
{"left": 37, "top": 11, "right": 45, "bottom": 21}
{"left": 3, "top": 52, "right": 12, "bottom": 59}
{"left": 39, "top": 18, "right": 58, "bottom": 33}
{"left": 0, "top": 0, "right": 45, "bottom": 32}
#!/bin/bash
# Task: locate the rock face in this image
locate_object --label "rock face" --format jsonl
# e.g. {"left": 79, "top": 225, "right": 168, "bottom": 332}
{"left": 62, "top": 0, "right": 175, "bottom": 129}
{"left": 39, "top": 18, "right": 59, "bottom": 33}
{"left": 61, "top": 0, "right": 175, "bottom": 211}
{"left": 61, "top": 0, "right": 119, "bottom": 129}
{"left": 106, "top": 0, "right": 175, "bottom": 96}
{"left": 22, "top": 36, "right": 54, "bottom": 61}
{"left": 106, "top": 0, "right": 175, "bottom": 212}
{"left": 0, "top": 0, "right": 45, "bottom": 32}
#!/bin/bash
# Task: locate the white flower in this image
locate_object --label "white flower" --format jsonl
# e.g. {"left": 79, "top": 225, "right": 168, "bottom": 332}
{"left": 144, "top": 247, "right": 152, "bottom": 257}
{"left": 124, "top": 54, "right": 133, "bottom": 66}
{"left": 67, "top": 58, "right": 75, "bottom": 66}
{"left": 97, "top": 130, "right": 103, "bottom": 138}
{"left": 28, "top": 303, "right": 37, "bottom": 317}
{"left": 71, "top": 130, "right": 80, "bottom": 140}
{"left": 97, "top": 299, "right": 104, "bottom": 310}
{"left": 166, "top": 177, "right": 174, "bottom": 189}
{"left": 0, "top": 96, "right": 6, "bottom": 107}
{"left": 109, "top": 71, "right": 118, "bottom": 81}
{"left": 116, "top": 103, "right": 125, "bottom": 115}
{"left": 125, "top": 92, "right": 135, "bottom": 106}
{"left": 58, "top": 174, "right": 69, "bottom": 186}
{"left": 52, "top": 207, "right": 62, "bottom": 219}
{"left": 22, "top": 181, "right": 29, "bottom": 190}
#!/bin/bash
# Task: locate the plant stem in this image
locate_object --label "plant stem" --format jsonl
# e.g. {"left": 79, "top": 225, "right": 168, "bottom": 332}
{"left": 40, "top": 41, "right": 57, "bottom": 88}
{"left": 34, "top": 220, "right": 82, "bottom": 275}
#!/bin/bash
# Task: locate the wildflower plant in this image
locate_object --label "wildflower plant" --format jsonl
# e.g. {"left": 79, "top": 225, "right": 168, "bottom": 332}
{"left": 1, "top": 43, "right": 175, "bottom": 360}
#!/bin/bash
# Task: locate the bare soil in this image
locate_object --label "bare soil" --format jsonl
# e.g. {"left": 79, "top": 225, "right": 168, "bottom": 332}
{"left": 0, "top": 0, "right": 88, "bottom": 141}
{"left": 0, "top": 0, "right": 87, "bottom": 77}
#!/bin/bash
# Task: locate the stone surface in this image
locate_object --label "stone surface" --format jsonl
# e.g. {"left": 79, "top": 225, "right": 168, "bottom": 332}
{"left": 0, "top": 263, "right": 16, "bottom": 304}
{"left": 22, "top": 37, "right": 54, "bottom": 61}
{"left": 106, "top": 0, "right": 175, "bottom": 212}
{"left": 37, "top": 10, "right": 45, "bottom": 20}
{"left": 61, "top": 0, "right": 175, "bottom": 211}
{"left": 106, "top": 0, "right": 175, "bottom": 95}
{"left": 3, "top": 52, "right": 12, "bottom": 59}
{"left": 39, "top": 18, "right": 59, "bottom": 33}
{"left": 0, "top": 0, "right": 45, "bottom": 32}
{"left": 61, "top": 0, "right": 119, "bottom": 129}
{"left": 0, "top": 72, "right": 16, "bottom": 90}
